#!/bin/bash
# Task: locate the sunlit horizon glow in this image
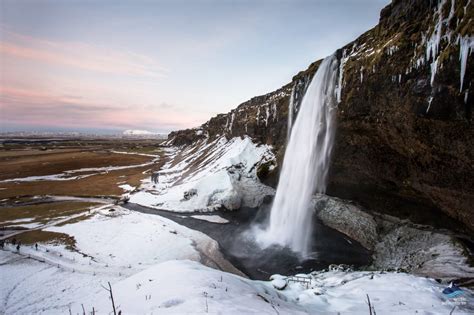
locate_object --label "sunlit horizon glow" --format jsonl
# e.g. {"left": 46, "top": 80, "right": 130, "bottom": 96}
{"left": 0, "top": 0, "right": 389, "bottom": 134}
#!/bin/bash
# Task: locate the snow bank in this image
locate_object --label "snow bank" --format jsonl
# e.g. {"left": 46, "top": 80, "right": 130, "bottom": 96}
{"left": 0, "top": 206, "right": 243, "bottom": 314}
{"left": 130, "top": 136, "right": 275, "bottom": 212}
{"left": 91, "top": 260, "right": 474, "bottom": 314}
{"left": 46, "top": 206, "right": 202, "bottom": 268}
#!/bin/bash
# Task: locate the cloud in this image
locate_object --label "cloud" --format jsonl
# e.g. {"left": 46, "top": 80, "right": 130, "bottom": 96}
{"left": 0, "top": 85, "right": 210, "bottom": 132}
{"left": 0, "top": 30, "right": 168, "bottom": 79}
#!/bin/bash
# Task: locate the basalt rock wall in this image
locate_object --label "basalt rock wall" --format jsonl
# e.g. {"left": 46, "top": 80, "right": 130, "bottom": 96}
{"left": 169, "top": 0, "right": 474, "bottom": 234}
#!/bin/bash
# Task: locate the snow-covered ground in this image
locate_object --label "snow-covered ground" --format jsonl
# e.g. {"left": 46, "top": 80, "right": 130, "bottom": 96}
{"left": 130, "top": 136, "right": 275, "bottom": 212}
{"left": 0, "top": 205, "right": 242, "bottom": 314}
{"left": 90, "top": 260, "right": 474, "bottom": 314}
{"left": 3, "top": 134, "right": 473, "bottom": 314}
{"left": 2, "top": 204, "right": 473, "bottom": 314}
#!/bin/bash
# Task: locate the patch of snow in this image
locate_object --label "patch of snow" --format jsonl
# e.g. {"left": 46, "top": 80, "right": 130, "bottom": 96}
{"left": 110, "top": 150, "right": 159, "bottom": 158}
{"left": 118, "top": 184, "right": 135, "bottom": 192}
{"left": 90, "top": 260, "right": 474, "bottom": 315}
{"left": 45, "top": 206, "right": 205, "bottom": 268}
{"left": 0, "top": 173, "right": 95, "bottom": 183}
{"left": 190, "top": 215, "right": 229, "bottom": 224}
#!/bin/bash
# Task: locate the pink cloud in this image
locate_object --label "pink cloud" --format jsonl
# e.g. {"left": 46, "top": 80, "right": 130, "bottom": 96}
{"left": 0, "top": 30, "right": 213, "bottom": 132}
{"left": 0, "top": 85, "right": 207, "bottom": 131}
{"left": 0, "top": 30, "right": 167, "bottom": 78}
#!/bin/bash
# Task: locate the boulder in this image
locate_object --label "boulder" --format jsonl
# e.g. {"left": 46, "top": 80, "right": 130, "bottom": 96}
{"left": 313, "top": 195, "right": 378, "bottom": 250}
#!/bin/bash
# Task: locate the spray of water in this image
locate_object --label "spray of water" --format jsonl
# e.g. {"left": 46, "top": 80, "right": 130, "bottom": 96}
{"left": 257, "top": 55, "right": 339, "bottom": 256}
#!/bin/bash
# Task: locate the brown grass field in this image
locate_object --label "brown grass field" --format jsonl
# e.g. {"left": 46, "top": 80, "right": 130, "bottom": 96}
{"left": 0, "top": 137, "right": 167, "bottom": 245}
{"left": 0, "top": 138, "right": 166, "bottom": 200}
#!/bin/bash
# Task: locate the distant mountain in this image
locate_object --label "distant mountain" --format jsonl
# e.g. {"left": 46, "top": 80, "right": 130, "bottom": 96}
{"left": 122, "top": 129, "right": 167, "bottom": 139}
{"left": 123, "top": 129, "right": 154, "bottom": 135}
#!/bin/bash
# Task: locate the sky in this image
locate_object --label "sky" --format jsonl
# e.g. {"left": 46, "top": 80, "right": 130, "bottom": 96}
{"left": 0, "top": 0, "right": 389, "bottom": 134}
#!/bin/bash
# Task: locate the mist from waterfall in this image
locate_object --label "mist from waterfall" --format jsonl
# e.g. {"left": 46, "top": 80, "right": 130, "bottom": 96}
{"left": 258, "top": 55, "right": 339, "bottom": 256}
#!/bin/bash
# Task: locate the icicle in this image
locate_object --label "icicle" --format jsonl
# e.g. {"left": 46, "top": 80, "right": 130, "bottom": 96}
{"left": 425, "top": 0, "right": 447, "bottom": 86}
{"left": 426, "top": 96, "right": 434, "bottom": 113}
{"left": 431, "top": 57, "right": 439, "bottom": 86}
{"left": 265, "top": 105, "right": 270, "bottom": 126}
{"left": 245, "top": 114, "right": 248, "bottom": 133}
{"left": 228, "top": 112, "right": 235, "bottom": 133}
{"left": 459, "top": 36, "right": 474, "bottom": 91}
{"left": 447, "top": 0, "right": 456, "bottom": 43}
{"left": 336, "top": 49, "right": 348, "bottom": 103}
{"left": 224, "top": 117, "right": 229, "bottom": 131}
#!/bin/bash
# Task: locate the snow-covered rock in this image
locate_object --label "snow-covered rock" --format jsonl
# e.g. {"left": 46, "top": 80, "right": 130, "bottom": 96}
{"left": 313, "top": 194, "right": 378, "bottom": 250}
{"left": 373, "top": 215, "right": 474, "bottom": 281}
{"left": 130, "top": 136, "right": 275, "bottom": 212}
{"left": 313, "top": 195, "right": 474, "bottom": 281}
{"left": 271, "top": 278, "right": 287, "bottom": 290}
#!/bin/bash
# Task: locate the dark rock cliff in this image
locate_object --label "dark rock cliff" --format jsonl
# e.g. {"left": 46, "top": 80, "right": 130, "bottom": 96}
{"left": 168, "top": 0, "right": 474, "bottom": 234}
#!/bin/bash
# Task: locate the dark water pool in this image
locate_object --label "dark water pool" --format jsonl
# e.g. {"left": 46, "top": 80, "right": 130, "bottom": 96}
{"left": 125, "top": 203, "right": 371, "bottom": 280}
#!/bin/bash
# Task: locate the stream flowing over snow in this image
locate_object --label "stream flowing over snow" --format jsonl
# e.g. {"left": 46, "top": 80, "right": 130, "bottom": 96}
{"left": 258, "top": 55, "right": 339, "bottom": 256}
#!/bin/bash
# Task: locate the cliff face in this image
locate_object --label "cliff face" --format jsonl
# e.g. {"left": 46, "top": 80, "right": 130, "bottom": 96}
{"left": 168, "top": 0, "right": 474, "bottom": 233}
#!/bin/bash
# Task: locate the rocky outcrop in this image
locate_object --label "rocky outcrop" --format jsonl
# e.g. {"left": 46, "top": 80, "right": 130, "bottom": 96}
{"left": 372, "top": 214, "right": 474, "bottom": 281}
{"left": 168, "top": 0, "right": 473, "bottom": 234}
{"left": 315, "top": 195, "right": 474, "bottom": 281}
{"left": 313, "top": 195, "right": 378, "bottom": 250}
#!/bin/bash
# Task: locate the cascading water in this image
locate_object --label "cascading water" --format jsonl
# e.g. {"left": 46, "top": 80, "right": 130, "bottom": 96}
{"left": 258, "top": 55, "right": 339, "bottom": 256}
{"left": 287, "top": 83, "right": 295, "bottom": 141}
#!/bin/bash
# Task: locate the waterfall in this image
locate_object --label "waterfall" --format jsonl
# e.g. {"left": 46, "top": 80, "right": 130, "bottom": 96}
{"left": 258, "top": 55, "right": 339, "bottom": 256}
{"left": 287, "top": 83, "right": 295, "bottom": 141}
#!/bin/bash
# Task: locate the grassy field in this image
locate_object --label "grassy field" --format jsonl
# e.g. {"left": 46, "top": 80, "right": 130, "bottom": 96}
{"left": 1, "top": 201, "right": 98, "bottom": 228}
{"left": 0, "top": 137, "right": 167, "bottom": 247}
{"left": 0, "top": 138, "right": 167, "bottom": 199}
